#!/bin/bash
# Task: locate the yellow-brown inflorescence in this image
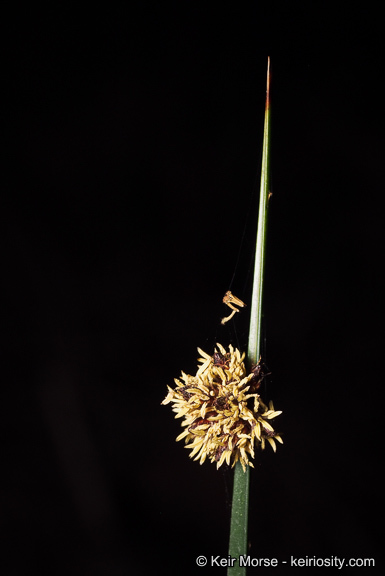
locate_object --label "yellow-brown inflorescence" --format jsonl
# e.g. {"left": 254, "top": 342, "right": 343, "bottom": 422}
{"left": 162, "top": 343, "right": 282, "bottom": 471}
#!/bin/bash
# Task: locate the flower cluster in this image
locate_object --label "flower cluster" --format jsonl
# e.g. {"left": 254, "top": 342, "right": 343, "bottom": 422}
{"left": 162, "top": 343, "right": 282, "bottom": 471}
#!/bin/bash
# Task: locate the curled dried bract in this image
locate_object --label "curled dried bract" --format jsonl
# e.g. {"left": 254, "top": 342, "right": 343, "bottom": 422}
{"left": 221, "top": 291, "right": 246, "bottom": 325}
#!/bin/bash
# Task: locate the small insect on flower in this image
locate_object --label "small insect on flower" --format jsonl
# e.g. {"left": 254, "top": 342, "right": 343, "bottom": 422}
{"left": 161, "top": 343, "right": 282, "bottom": 471}
{"left": 221, "top": 291, "right": 246, "bottom": 325}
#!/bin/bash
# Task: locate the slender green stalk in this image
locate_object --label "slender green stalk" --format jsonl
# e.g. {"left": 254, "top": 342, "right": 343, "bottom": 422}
{"left": 248, "top": 57, "right": 271, "bottom": 366}
{"left": 227, "top": 57, "right": 271, "bottom": 576}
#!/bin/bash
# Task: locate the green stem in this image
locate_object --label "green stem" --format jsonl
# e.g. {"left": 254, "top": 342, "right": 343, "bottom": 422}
{"left": 228, "top": 463, "right": 250, "bottom": 569}
{"left": 248, "top": 56, "right": 271, "bottom": 366}
{"left": 227, "top": 57, "right": 271, "bottom": 576}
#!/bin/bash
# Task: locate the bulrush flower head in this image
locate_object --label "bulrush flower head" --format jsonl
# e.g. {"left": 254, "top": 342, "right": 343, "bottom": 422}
{"left": 161, "top": 343, "right": 282, "bottom": 471}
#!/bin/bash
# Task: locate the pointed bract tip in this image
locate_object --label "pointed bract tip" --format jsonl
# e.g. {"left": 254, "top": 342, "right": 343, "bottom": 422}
{"left": 266, "top": 56, "right": 271, "bottom": 111}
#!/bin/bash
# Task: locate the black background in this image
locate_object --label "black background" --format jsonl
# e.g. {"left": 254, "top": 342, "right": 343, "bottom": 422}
{"left": 3, "top": 3, "right": 385, "bottom": 575}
